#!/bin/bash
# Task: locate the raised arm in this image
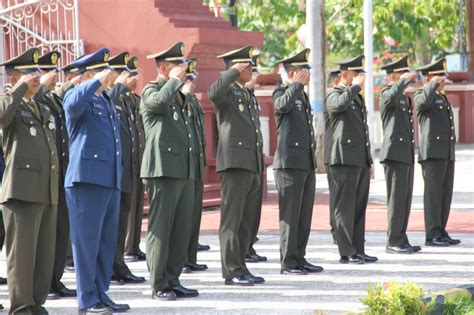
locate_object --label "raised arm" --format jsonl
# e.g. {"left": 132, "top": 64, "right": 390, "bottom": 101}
{"left": 0, "top": 81, "right": 28, "bottom": 127}
{"left": 326, "top": 85, "right": 361, "bottom": 114}
{"left": 208, "top": 68, "right": 240, "bottom": 103}
{"left": 141, "top": 78, "right": 183, "bottom": 114}
{"left": 63, "top": 78, "right": 101, "bottom": 120}
{"left": 272, "top": 82, "right": 304, "bottom": 114}
{"left": 415, "top": 81, "right": 439, "bottom": 114}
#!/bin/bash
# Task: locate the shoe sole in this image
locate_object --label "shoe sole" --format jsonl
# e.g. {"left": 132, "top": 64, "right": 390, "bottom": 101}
{"left": 152, "top": 296, "right": 177, "bottom": 301}
{"left": 224, "top": 281, "right": 254, "bottom": 286}
{"left": 175, "top": 293, "right": 199, "bottom": 298}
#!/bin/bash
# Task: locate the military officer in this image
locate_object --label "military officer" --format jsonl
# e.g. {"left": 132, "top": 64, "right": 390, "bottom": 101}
{"left": 181, "top": 59, "right": 209, "bottom": 273}
{"left": 208, "top": 45, "right": 265, "bottom": 286}
{"left": 63, "top": 48, "right": 130, "bottom": 314}
{"left": 324, "top": 68, "right": 340, "bottom": 245}
{"left": 379, "top": 56, "right": 421, "bottom": 254}
{"left": 140, "top": 42, "right": 198, "bottom": 301}
{"left": 33, "top": 51, "right": 78, "bottom": 299}
{"left": 244, "top": 53, "right": 267, "bottom": 264}
{"left": 326, "top": 55, "right": 378, "bottom": 264}
{"left": 104, "top": 52, "right": 146, "bottom": 285}
{"left": 414, "top": 59, "right": 460, "bottom": 247}
{"left": 0, "top": 47, "right": 58, "bottom": 314}
{"left": 272, "top": 49, "right": 323, "bottom": 275}
{"left": 124, "top": 57, "right": 147, "bottom": 262}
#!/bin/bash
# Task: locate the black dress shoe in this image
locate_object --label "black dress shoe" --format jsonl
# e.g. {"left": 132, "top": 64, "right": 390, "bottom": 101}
{"left": 47, "top": 290, "right": 59, "bottom": 300}
{"left": 246, "top": 273, "right": 265, "bottom": 284}
{"left": 35, "top": 306, "right": 48, "bottom": 315}
{"left": 425, "top": 238, "right": 449, "bottom": 246}
{"left": 171, "top": 284, "right": 199, "bottom": 298}
{"left": 123, "top": 254, "right": 138, "bottom": 262}
{"left": 104, "top": 301, "right": 130, "bottom": 313}
{"left": 80, "top": 303, "right": 111, "bottom": 314}
{"left": 359, "top": 253, "right": 379, "bottom": 263}
{"left": 442, "top": 236, "right": 461, "bottom": 245}
{"left": 0, "top": 277, "right": 7, "bottom": 285}
{"left": 152, "top": 288, "right": 177, "bottom": 301}
{"left": 340, "top": 255, "right": 365, "bottom": 264}
{"left": 409, "top": 244, "right": 422, "bottom": 252}
{"left": 224, "top": 275, "right": 254, "bottom": 286}
{"left": 197, "top": 243, "right": 211, "bottom": 251}
{"left": 110, "top": 274, "right": 125, "bottom": 285}
{"left": 245, "top": 253, "right": 267, "bottom": 263}
{"left": 65, "top": 262, "right": 75, "bottom": 272}
{"left": 301, "top": 262, "right": 324, "bottom": 273}
{"left": 0, "top": 304, "right": 3, "bottom": 310}
{"left": 181, "top": 265, "right": 192, "bottom": 273}
{"left": 119, "top": 273, "right": 146, "bottom": 284}
{"left": 281, "top": 266, "right": 308, "bottom": 275}
{"left": 54, "top": 286, "right": 77, "bottom": 297}
{"left": 186, "top": 263, "right": 208, "bottom": 271}
{"left": 386, "top": 245, "right": 413, "bottom": 254}
{"left": 136, "top": 250, "right": 146, "bottom": 261}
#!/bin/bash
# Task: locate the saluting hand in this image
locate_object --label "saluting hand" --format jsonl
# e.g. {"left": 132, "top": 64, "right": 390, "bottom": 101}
{"left": 293, "top": 70, "right": 310, "bottom": 85}
{"left": 40, "top": 71, "right": 57, "bottom": 88}
{"left": 70, "top": 75, "right": 82, "bottom": 86}
{"left": 400, "top": 72, "right": 417, "bottom": 83}
{"left": 115, "top": 71, "right": 130, "bottom": 86}
{"left": 430, "top": 75, "right": 445, "bottom": 85}
{"left": 169, "top": 65, "right": 186, "bottom": 82}
{"left": 231, "top": 63, "right": 251, "bottom": 74}
{"left": 353, "top": 73, "right": 366, "bottom": 88}
{"left": 18, "top": 73, "right": 41, "bottom": 90}
{"left": 94, "top": 69, "right": 112, "bottom": 85}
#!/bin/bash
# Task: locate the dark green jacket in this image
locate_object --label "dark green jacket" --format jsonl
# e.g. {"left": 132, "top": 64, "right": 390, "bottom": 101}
{"left": 326, "top": 85, "right": 372, "bottom": 168}
{"left": 0, "top": 81, "right": 59, "bottom": 205}
{"left": 185, "top": 92, "right": 206, "bottom": 181}
{"left": 379, "top": 78, "right": 415, "bottom": 165}
{"left": 272, "top": 82, "right": 316, "bottom": 171}
{"left": 140, "top": 77, "right": 195, "bottom": 179}
{"left": 414, "top": 81, "right": 455, "bottom": 162}
{"left": 208, "top": 69, "right": 264, "bottom": 173}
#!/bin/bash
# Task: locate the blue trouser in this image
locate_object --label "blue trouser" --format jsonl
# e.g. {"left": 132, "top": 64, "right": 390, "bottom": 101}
{"left": 65, "top": 183, "right": 120, "bottom": 309}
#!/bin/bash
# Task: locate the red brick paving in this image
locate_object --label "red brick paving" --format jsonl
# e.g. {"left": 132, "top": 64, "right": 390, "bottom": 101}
{"left": 141, "top": 190, "right": 474, "bottom": 235}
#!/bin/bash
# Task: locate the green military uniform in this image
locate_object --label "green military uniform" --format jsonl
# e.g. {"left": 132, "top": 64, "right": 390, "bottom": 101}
{"left": 273, "top": 49, "right": 318, "bottom": 272}
{"left": 34, "top": 51, "right": 78, "bottom": 296}
{"left": 208, "top": 46, "right": 264, "bottom": 282}
{"left": 414, "top": 59, "right": 457, "bottom": 246}
{"left": 379, "top": 56, "right": 417, "bottom": 253}
{"left": 326, "top": 55, "right": 373, "bottom": 261}
{"left": 0, "top": 48, "right": 59, "bottom": 314}
{"left": 107, "top": 52, "right": 145, "bottom": 283}
{"left": 124, "top": 57, "right": 146, "bottom": 258}
{"left": 140, "top": 42, "right": 196, "bottom": 296}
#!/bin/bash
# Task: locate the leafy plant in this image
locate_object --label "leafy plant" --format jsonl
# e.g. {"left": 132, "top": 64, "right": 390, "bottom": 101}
{"left": 442, "top": 292, "right": 474, "bottom": 315}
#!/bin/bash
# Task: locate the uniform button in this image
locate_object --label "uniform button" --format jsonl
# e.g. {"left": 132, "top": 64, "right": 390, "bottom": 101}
{"left": 200, "top": 153, "right": 203, "bottom": 157}
{"left": 113, "top": 127, "right": 116, "bottom": 130}
{"left": 450, "top": 136, "right": 454, "bottom": 140}
{"left": 51, "top": 165, "right": 55, "bottom": 170}
{"left": 256, "top": 143, "right": 259, "bottom": 146}
{"left": 412, "top": 129, "right": 415, "bottom": 133}
{"left": 132, "top": 149, "right": 135, "bottom": 152}
{"left": 251, "top": 117, "right": 254, "bottom": 121}
{"left": 189, "top": 147, "right": 192, "bottom": 151}
{"left": 168, "top": 148, "right": 171, "bottom": 152}
{"left": 399, "top": 138, "right": 403, "bottom": 142}
{"left": 451, "top": 126, "right": 454, "bottom": 130}
{"left": 189, "top": 134, "right": 191, "bottom": 138}
{"left": 60, "top": 126, "right": 64, "bottom": 131}
{"left": 98, "top": 112, "right": 102, "bottom": 116}
{"left": 116, "top": 139, "right": 119, "bottom": 143}
{"left": 311, "top": 143, "right": 314, "bottom": 147}
{"left": 47, "top": 138, "right": 50, "bottom": 141}
{"left": 366, "top": 142, "right": 369, "bottom": 146}
{"left": 439, "top": 106, "right": 443, "bottom": 109}
{"left": 238, "top": 142, "right": 242, "bottom": 146}
{"left": 139, "top": 144, "right": 142, "bottom": 148}
{"left": 412, "top": 140, "right": 415, "bottom": 143}
{"left": 450, "top": 116, "right": 453, "bottom": 120}
{"left": 436, "top": 136, "right": 440, "bottom": 140}
{"left": 116, "top": 151, "right": 119, "bottom": 156}
{"left": 402, "top": 108, "right": 406, "bottom": 111}
{"left": 410, "top": 119, "right": 413, "bottom": 123}
{"left": 295, "top": 142, "right": 299, "bottom": 146}
{"left": 93, "top": 154, "right": 98, "bottom": 158}
{"left": 62, "top": 153, "right": 66, "bottom": 157}
{"left": 365, "top": 130, "right": 368, "bottom": 134}
{"left": 26, "top": 164, "right": 30, "bottom": 169}
{"left": 110, "top": 115, "right": 113, "bottom": 119}
{"left": 347, "top": 139, "right": 351, "bottom": 143}
{"left": 185, "top": 122, "right": 188, "bottom": 125}
{"left": 308, "top": 120, "right": 311, "bottom": 124}
{"left": 51, "top": 150, "right": 55, "bottom": 155}
{"left": 62, "top": 139, "right": 66, "bottom": 143}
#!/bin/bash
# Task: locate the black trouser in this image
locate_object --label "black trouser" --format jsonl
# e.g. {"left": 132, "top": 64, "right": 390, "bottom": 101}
{"left": 125, "top": 178, "right": 145, "bottom": 255}
{"left": 218, "top": 169, "right": 262, "bottom": 279}
{"left": 421, "top": 159, "right": 455, "bottom": 240}
{"left": 383, "top": 160, "right": 414, "bottom": 247}
{"left": 330, "top": 165, "right": 369, "bottom": 257}
{"left": 113, "top": 192, "right": 133, "bottom": 277}
{"left": 274, "top": 169, "right": 315, "bottom": 270}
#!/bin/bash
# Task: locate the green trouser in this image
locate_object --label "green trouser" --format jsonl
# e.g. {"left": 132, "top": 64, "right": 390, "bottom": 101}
{"left": 274, "top": 169, "right": 315, "bottom": 270}
{"left": 187, "top": 180, "right": 204, "bottom": 264}
{"left": 247, "top": 173, "right": 264, "bottom": 255}
{"left": 330, "top": 165, "right": 369, "bottom": 257}
{"left": 383, "top": 160, "right": 414, "bottom": 247}
{"left": 3, "top": 199, "right": 57, "bottom": 314}
{"left": 125, "top": 178, "right": 145, "bottom": 255}
{"left": 113, "top": 192, "right": 133, "bottom": 277}
{"left": 143, "top": 177, "right": 194, "bottom": 291}
{"left": 51, "top": 183, "right": 71, "bottom": 290}
{"left": 218, "top": 169, "right": 262, "bottom": 280}
{"left": 326, "top": 166, "right": 336, "bottom": 243}
{"left": 421, "top": 159, "right": 455, "bottom": 240}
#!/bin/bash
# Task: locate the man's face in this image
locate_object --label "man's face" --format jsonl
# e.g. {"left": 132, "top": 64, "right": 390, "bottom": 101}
{"left": 108, "top": 70, "right": 120, "bottom": 86}
{"left": 29, "top": 71, "right": 41, "bottom": 94}
{"left": 238, "top": 63, "right": 253, "bottom": 83}
{"left": 389, "top": 72, "right": 402, "bottom": 83}
{"left": 159, "top": 62, "right": 175, "bottom": 77}
{"left": 345, "top": 70, "right": 357, "bottom": 84}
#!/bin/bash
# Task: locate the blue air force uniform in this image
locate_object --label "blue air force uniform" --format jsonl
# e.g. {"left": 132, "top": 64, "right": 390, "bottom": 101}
{"left": 63, "top": 49, "right": 122, "bottom": 310}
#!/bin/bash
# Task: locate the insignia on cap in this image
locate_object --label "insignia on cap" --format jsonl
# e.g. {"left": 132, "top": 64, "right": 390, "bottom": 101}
{"left": 104, "top": 52, "right": 109, "bottom": 62}
{"left": 51, "top": 53, "right": 58, "bottom": 65}
{"left": 305, "top": 50, "right": 310, "bottom": 60}
{"left": 33, "top": 50, "right": 39, "bottom": 63}
{"left": 124, "top": 54, "right": 129, "bottom": 65}
{"left": 133, "top": 59, "right": 138, "bottom": 68}
{"left": 180, "top": 43, "right": 185, "bottom": 55}
{"left": 248, "top": 48, "right": 254, "bottom": 58}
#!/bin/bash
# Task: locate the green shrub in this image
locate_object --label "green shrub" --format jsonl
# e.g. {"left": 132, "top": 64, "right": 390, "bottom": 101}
{"left": 442, "top": 292, "right": 474, "bottom": 315}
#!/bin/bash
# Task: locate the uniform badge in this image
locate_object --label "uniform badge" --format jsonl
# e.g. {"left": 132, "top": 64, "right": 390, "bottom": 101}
{"left": 30, "top": 127, "right": 37, "bottom": 136}
{"left": 173, "top": 112, "right": 179, "bottom": 121}
{"left": 48, "top": 122, "right": 55, "bottom": 130}
{"left": 239, "top": 104, "right": 245, "bottom": 112}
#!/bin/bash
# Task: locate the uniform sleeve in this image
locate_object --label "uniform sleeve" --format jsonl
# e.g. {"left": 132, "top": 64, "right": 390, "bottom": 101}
{"left": 379, "top": 78, "right": 410, "bottom": 110}
{"left": 208, "top": 68, "right": 240, "bottom": 103}
{"left": 141, "top": 78, "right": 183, "bottom": 114}
{"left": 34, "top": 84, "right": 50, "bottom": 100}
{"left": 272, "top": 82, "right": 304, "bottom": 114}
{"left": 107, "top": 83, "right": 128, "bottom": 104}
{"left": 0, "top": 81, "right": 28, "bottom": 128}
{"left": 63, "top": 78, "right": 101, "bottom": 120}
{"left": 326, "top": 85, "right": 361, "bottom": 114}
{"left": 55, "top": 81, "right": 74, "bottom": 100}
{"left": 415, "top": 81, "right": 439, "bottom": 114}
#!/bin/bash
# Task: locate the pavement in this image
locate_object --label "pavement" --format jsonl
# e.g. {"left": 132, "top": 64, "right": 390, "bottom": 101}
{"left": 0, "top": 144, "right": 472, "bottom": 314}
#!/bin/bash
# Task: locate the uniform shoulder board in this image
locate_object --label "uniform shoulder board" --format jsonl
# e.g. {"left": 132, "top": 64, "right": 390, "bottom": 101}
{"left": 381, "top": 85, "right": 391, "bottom": 94}
{"left": 40, "top": 104, "right": 51, "bottom": 111}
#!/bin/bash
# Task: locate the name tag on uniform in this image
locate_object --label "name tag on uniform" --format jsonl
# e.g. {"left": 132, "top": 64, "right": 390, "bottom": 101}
{"left": 400, "top": 100, "right": 406, "bottom": 105}
{"left": 234, "top": 90, "right": 244, "bottom": 96}
{"left": 115, "top": 105, "right": 122, "bottom": 111}
{"left": 435, "top": 99, "right": 443, "bottom": 105}
{"left": 41, "top": 104, "right": 51, "bottom": 112}
{"left": 21, "top": 110, "right": 33, "bottom": 117}
{"left": 93, "top": 103, "right": 104, "bottom": 109}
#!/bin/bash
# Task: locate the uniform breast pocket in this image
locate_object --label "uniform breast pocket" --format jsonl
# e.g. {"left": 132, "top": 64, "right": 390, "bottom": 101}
{"left": 15, "top": 157, "right": 41, "bottom": 171}
{"left": 288, "top": 139, "right": 306, "bottom": 149}
{"left": 21, "top": 113, "right": 37, "bottom": 127}
{"left": 82, "top": 148, "right": 108, "bottom": 161}
{"left": 92, "top": 107, "right": 107, "bottom": 121}
{"left": 159, "top": 141, "right": 180, "bottom": 155}
{"left": 230, "top": 136, "right": 249, "bottom": 150}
